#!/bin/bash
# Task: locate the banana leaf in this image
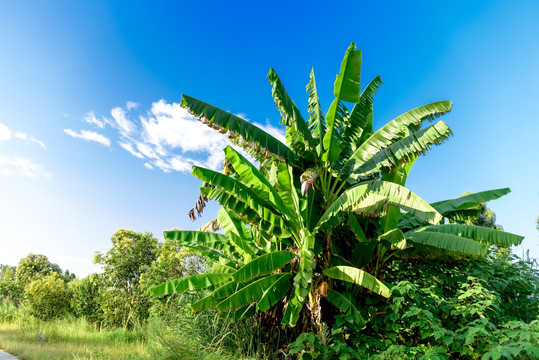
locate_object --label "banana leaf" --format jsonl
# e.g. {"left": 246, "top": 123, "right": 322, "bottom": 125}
{"left": 419, "top": 224, "right": 524, "bottom": 247}
{"left": 181, "top": 95, "right": 296, "bottom": 163}
{"left": 150, "top": 273, "right": 231, "bottom": 296}
{"left": 323, "top": 266, "right": 391, "bottom": 298}
{"left": 406, "top": 230, "right": 488, "bottom": 257}
{"left": 232, "top": 251, "right": 296, "bottom": 283}
{"left": 268, "top": 68, "right": 315, "bottom": 152}
{"left": 316, "top": 181, "right": 442, "bottom": 232}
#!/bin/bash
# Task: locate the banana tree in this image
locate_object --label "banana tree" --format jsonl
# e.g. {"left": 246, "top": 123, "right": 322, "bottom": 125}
{"left": 152, "top": 43, "right": 523, "bottom": 332}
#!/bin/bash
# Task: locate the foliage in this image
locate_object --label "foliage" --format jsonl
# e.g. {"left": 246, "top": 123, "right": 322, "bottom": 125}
{"left": 0, "top": 265, "right": 20, "bottom": 303}
{"left": 153, "top": 42, "right": 524, "bottom": 348}
{"left": 94, "top": 229, "right": 159, "bottom": 328}
{"left": 70, "top": 274, "right": 103, "bottom": 323}
{"left": 15, "top": 254, "right": 65, "bottom": 286}
{"left": 22, "top": 273, "right": 72, "bottom": 321}
{"left": 286, "top": 254, "right": 539, "bottom": 359}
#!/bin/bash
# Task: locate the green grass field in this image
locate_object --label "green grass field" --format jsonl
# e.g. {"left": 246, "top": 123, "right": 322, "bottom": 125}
{"left": 0, "top": 317, "right": 251, "bottom": 360}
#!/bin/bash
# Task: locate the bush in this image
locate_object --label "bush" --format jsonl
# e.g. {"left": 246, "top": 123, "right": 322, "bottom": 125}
{"left": 23, "top": 273, "right": 72, "bottom": 321}
{"left": 70, "top": 274, "right": 103, "bottom": 323}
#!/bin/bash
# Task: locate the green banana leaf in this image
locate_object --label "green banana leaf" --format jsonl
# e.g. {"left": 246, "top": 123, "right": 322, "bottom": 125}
{"left": 232, "top": 251, "right": 296, "bottom": 283}
{"left": 191, "top": 280, "right": 237, "bottom": 312}
{"left": 323, "top": 266, "right": 391, "bottom": 298}
{"left": 224, "top": 146, "right": 293, "bottom": 220}
{"left": 342, "top": 75, "right": 382, "bottom": 156}
{"left": 257, "top": 273, "right": 294, "bottom": 312}
{"left": 277, "top": 162, "right": 301, "bottom": 221}
{"left": 326, "top": 289, "right": 366, "bottom": 327}
{"left": 218, "top": 208, "right": 257, "bottom": 258}
{"left": 343, "top": 120, "right": 452, "bottom": 180}
{"left": 323, "top": 42, "right": 362, "bottom": 163}
{"left": 267, "top": 68, "right": 315, "bottom": 151}
{"left": 419, "top": 224, "right": 524, "bottom": 247}
{"left": 306, "top": 68, "right": 326, "bottom": 153}
{"left": 378, "top": 228, "right": 407, "bottom": 250}
{"left": 342, "top": 101, "right": 452, "bottom": 170}
{"left": 316, "top": 181, "right": 442, "bottom": 232}
{"left": 399, "top": 188, "right": 511, "bottom": 229}
{"left": 181, "top": 95, "right": 296, "bottom": 163}
{"left": 192, "top": 166, "right": 286, "bottom": 229}
{"left": 216, "top": 274, "right": 288, "bottom": 312}
{"left": 432, "top": 188, "right": 511, "bottom": 215}
{"left": 150, "top": 273, "right": 231, "bottom": 296}
{"left": 201, "top": 187, "right": 289, "bottom": 239}
{"left": 406, "top": 230, "right": 489, "bottom": 256}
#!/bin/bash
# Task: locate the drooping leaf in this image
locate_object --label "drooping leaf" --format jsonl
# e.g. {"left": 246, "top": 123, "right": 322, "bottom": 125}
{"left": 201, "top": 187, "right": 289, "bottom": 239}
{"left": 257, "top": 273, "right": 294, "bottom": 312}
{"left": 346, "top": 213, "right": 367, "bottom": 242}
{"left": 218, "top": 208, "right": 257, "bottom": 258}
{"left": 381, "top": 158, "right": 416, "bottom": 233}
{"left": 406, "top": 230, "right": 489, "bottom": 257}
{"left": 216, "top": 274, "right": 287, "bottom": 312}
{"left": 378, "top": 228, "right": 407, "bottom": 250}
{"left": 316, "top": 181, "right": 442, "bottom": 232}
{"left": 343, "top": 120, "right": 453, "bottom": 180}
{"left": 323, "top": 266, "right": 391, "bottom": 298}
{"left": 432, "top": 188, "right": 511, "bottom": 215}
{"left": 399, "top": 188, "right": 511, "bottom": 230}
{"left": 326, "top": 290, "right": 366, "bottom": 327}
{"left": 420, "top": 224, "right": 524, "bottom": 247}
{"left": 224, "top": 146, "right": 293, "bottom": 220}
{"left": 267, "top": 68, "right": 315, "bottom": 152}
{"left": 150, "top": 273, "right": 231, "bottom": 296}
{"left": 342, "top": 101, "right": 452, "bottom": 172}
{"left": 232, "top": 251, "right": 296, "bottom": 283}
{"left": 181, "top": 95, "right": 296, "bottom": 163}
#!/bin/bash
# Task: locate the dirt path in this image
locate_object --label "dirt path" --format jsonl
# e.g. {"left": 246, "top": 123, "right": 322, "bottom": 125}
{"left": 0, "top": 350, "right": 18, "bottom": 360}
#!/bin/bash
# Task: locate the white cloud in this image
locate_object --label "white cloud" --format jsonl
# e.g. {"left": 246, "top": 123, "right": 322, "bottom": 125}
{"left": 84, "top": 111, "right": 106, "bottom": 128}
{"left": 64, "top": 129, "right": 111, "bottom": 146}
{"left": 119, "top": 142, "right": 144, "bottom": 158}
{"left": 76, "top": 100, "right": 286, "bottom": 174}
{"left": 0, "top": 122, "right": 46, "bottom": 149}
{"left": 14, "top": 131, "right": 47, "bottom": 149}
{"left": 126, "top": 101, "right": 139, "bottom": 110}
{"left": 0, "top": 122, "right": 12, "bottom": 141}
{"left": 111, "top": 107, "right": 136, "bottom": 136}
{"left": 0, "top": 155, "right": 51, "bottom": 178}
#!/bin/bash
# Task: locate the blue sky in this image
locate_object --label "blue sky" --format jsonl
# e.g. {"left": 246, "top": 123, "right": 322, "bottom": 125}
{"left": 0, "top": 0, "right": 537, "bottom": 277}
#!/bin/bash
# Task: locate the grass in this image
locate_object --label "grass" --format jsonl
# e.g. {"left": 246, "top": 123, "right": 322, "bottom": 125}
{"left": 0, "top": 316, "right": 256, "bottom": 360}
{"left": 0, "top": 318, "right": 150, "bottom": 360}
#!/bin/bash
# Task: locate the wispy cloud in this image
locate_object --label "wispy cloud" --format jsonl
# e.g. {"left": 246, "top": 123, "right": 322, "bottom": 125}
{"left": 73, "top": 100, "right": 286, "bottom": 174}
{"left": 119, "top": 142, "right": 144, "bottom": 158}
{"left": 0, "top": 155, "right": 51, "bottom": 178}
{"left": 64, "top": 129, "right": 111, "bottom": 146}
{"left": 111, "top": 107, "right": 136, "bottom": 136}
{"left": 84, "top": 111, "right": 106, "bottom": 128}
{"left": 0, "top": 122, "right": 47, "bottom": 149}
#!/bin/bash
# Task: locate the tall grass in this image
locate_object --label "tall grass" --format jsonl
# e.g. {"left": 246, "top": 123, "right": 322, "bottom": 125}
{"left": 0, "top": 299, "right": 258, "bottom": 360}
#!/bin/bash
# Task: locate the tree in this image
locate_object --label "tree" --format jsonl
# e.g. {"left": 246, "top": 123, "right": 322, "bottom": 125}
{"left": 0, "top": 265, "right": 19, "bottom": 302}
{"left": 15, "top": 253, "right": 63, "bottom": 287}
{"left": 23, "top": 272, "right": 71, "bottom": 320}
{"left": 152, "top": 43, "right": 523, "bottom": 348}
{"left": 94, "top": 229, "right": 159, "bottom": 328}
